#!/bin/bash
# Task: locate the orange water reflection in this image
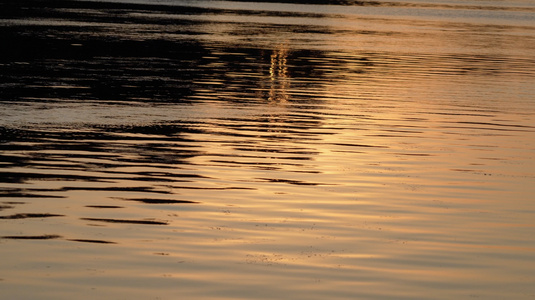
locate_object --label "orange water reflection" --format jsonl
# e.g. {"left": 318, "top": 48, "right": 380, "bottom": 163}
{"left": 268, "top": 44, "right": 290, "bottom": 103}
{"left": 1, "top": 1, "right": 535, "bottom": 300}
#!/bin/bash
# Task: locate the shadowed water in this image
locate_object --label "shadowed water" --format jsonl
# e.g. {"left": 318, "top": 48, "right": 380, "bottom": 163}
{"left": 1, "top": 0, "right": 535, "bottom": 299}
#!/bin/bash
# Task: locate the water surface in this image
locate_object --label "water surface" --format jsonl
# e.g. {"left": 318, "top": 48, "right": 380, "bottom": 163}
{"left": 1, "top": 0, "right": 535, "bottom": 299}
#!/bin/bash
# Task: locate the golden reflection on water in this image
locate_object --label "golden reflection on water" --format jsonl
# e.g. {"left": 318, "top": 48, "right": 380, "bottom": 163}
{"left": 268, "top": 44, "right": 290, "bottom": 103}
{"left": 1, "top": 0, "right": 535, "bottom": 300}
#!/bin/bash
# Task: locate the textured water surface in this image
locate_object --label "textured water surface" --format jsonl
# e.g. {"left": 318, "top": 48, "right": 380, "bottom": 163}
{"left": 1, "top": 0, "right": 535, "bottom": 299}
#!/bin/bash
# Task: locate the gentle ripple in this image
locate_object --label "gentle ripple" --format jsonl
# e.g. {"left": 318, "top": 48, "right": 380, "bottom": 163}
{"left": 1, "top": 0, "right": 535, "bottom": 299}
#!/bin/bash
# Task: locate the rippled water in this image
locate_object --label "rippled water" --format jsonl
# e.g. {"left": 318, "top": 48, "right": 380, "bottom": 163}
{"left": 1, "top": 0, "right": 535, "bottom": 299}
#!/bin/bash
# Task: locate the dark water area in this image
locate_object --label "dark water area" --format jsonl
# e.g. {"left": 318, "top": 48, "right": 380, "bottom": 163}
{"left": 1, "top": 0, "right": 535, "bottom": 299}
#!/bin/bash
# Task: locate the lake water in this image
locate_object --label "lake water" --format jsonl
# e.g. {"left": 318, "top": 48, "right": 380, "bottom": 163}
{"left": 1, "top": 0, "right": 535, "bottom": 299}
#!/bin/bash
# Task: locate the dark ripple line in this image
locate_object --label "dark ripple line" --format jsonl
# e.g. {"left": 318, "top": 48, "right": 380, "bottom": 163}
{"left": 67, "top": 239, "right": 116, "bottom": 244}
{"left": 233, "top": 147, "right": 320, "bottom": 155}
{"left": 85, "top": 205, "right": 124, "bottom": 209}
{"left": 60, "top": 186, "right": 171, "bottom": 194}
{"left": 0, "top": 213, "right": 64, "bottom": 219}
{"left": 1, "top": 234, "right": 62, "bottom": 240}
{"left": 209, "top": 159, "right": 305, "bottom": 167}
{"left": 202, "top": 153, "right": 314, "bottom": 161}
{"left": 0, "top": 205, "right": 14, "bottom": 211}
{"left": 0, "top": 192, "right": 64, "bottom": 198}
{"left": 391, "top": 153, "right": 434, "bottom": 156}
{"left": 170, "top": 185, "right": 256, "bottom": 191}
{"left": 331, "top": 143, "right": 388, "bottom": 148}
{"left": 255, "top": 178, "right": 333, "bottom": 186}
{"left": 116, "top": 197, "right": 199, "bottom": 204}
{"left": 0, "top": 171, "right": 113, "bottom": 184}
{"left": 81, "top": 217, "right": 169, "bottom": 225}
{"left": 1, "top": 234, "right": 116, "bottom": 244}
{"left": 101, "top": 170, "right": 210, "bottom": 180}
